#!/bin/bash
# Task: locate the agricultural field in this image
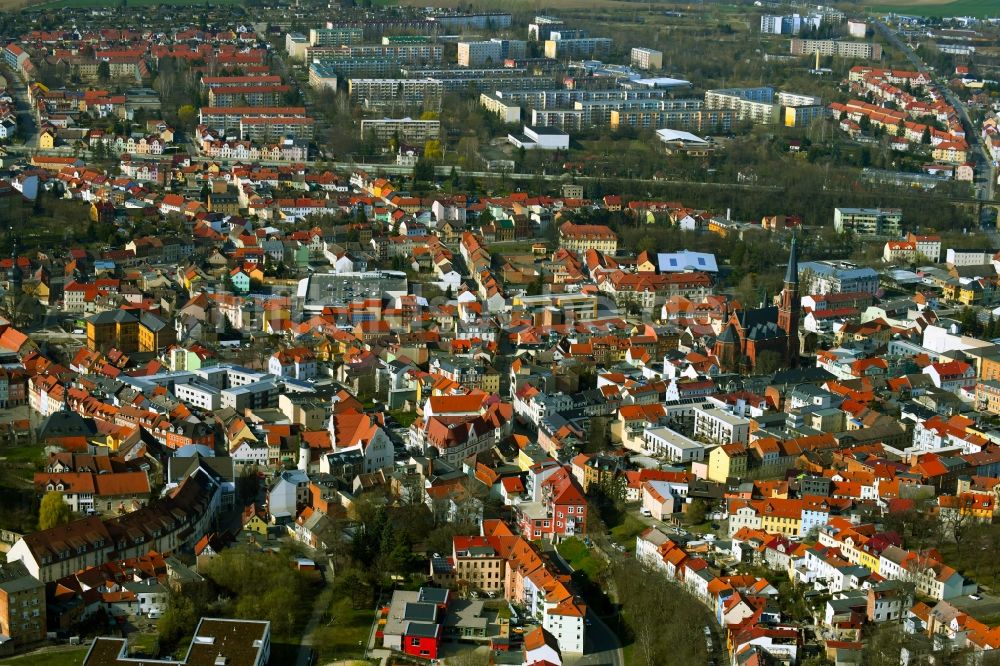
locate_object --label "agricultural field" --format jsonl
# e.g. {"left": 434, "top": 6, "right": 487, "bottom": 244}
{"left": 38, "top": 0, "right": 243, "bottom": 7}
{"left": 871, "top": 0, "right": 1000, "bottom": 18}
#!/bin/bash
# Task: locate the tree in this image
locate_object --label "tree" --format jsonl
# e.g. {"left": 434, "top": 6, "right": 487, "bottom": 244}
{"left": 685, "top": 498, "right": 707, "bottom": 526}
{"left": 38, "top": 491, "right": 73, "bottom": 530}
{"left": 960, "top": 306, "right": 981, "bottom": 335}
{"left": 413, "top": 158, "right": 434, "bottom": 184}
{"left": 423, "top": 139, "right": 443, "bottom": 161}
{"left": 235, "top": 467, "right": 260, "bottom": 506}
{"left": 754, "top": 350, "right": 784, "bottom": 375}
{"left": 921, "top": 126, "right": 932, "bottom": 145}
{"left": 158, "top": 591, "right": 199, "bottom": 652}
{"left": 177, "top": 104, "right": 198, "bottom": 130}
{"left": 97, "top": 60, "right": 111, "bottom": 83}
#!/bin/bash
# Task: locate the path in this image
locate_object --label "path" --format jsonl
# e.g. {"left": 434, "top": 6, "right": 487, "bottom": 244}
{"left": 295, "top": 560, "right": 335, "bottom": 666}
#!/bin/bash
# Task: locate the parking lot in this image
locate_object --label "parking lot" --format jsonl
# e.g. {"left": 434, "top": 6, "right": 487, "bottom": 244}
{"left": 948, "top": 591, "right": 1000, "bottom": 620}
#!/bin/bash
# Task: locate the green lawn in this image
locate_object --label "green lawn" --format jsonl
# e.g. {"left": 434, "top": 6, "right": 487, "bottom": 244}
{"left": 0, "top": 646, "right": 92, "bottom": 665}
{"left": 124, "top": 632, "right": 158, "bottom": 657}
{"left": 609, "top": 514, "right": 647, "bottom": 553}
{"left": 0, "top": 444, "right": 45, "bottom": 466}
{"left": 557, "top": 537, "right": 603, "bottom": 579}
{"left": 312, "top": 596, "right": 375, "bottom": 662}
{"left": 388, "top": 409, "right": 418, "bottom": 429}
{"left": 872, "top": 0, "right": 999, "bottom": 18}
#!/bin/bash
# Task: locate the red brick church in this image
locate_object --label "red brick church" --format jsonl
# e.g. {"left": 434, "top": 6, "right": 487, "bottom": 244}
{"left": 715, "top": 237, "right": 800, "bottom": 372}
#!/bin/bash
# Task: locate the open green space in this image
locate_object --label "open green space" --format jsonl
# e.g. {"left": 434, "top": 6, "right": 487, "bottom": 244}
{"left": 388, "top": 409, "right": 418, "bottom": 429}
{"left": 608, "top": 514, "right": 647, "bottom": 553}
{"left": 557, "top": 537, "right": 603, "bottom": 579}
{"left": 0, "top": 646, "right": 92, "bottom": 665}
{"left": 313, "top": 596, "right": 375, "bottom": 661}
{"left": 0, "top": 445, "right": 46, "bottom": 466}
{"left": 872, "top": 0, "right": 999, "bottom": 18}
{"left": 124, "top": 632, "right": 159, "bottom": 657}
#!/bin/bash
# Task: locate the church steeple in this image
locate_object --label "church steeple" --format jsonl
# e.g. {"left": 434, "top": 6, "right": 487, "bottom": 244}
{"left": 778, "top": 235, "right": 800, "bottom": 366}
{"left": 784, "top": 233, "right": 799, "bottom": 285}
{"left": 5, "top": 230, "right": 22, "bottom": 312}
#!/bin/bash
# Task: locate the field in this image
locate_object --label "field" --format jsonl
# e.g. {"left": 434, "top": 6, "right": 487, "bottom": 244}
{"left": 870, "top": 0, "right": 999, "bottom": 18}
{"left": 312, "top": 597, "right": 375, "bottom": 662}
{"left": 37, "top": 0, "right": 244, "bottom": 7}
{"left": 399, "top": 0, "right": 659, "bottom": 9}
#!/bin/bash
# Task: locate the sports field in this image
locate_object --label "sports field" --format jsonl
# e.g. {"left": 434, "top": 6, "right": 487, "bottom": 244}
{"left": 871, "top": 0, "right": 999, "bottom": 18}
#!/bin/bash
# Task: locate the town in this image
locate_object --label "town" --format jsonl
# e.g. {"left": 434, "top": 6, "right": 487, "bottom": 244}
{"left": 0, "top": 0, "right": 998, "bottom": 665}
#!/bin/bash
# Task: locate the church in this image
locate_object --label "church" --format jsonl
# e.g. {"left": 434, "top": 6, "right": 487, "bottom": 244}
{"left": 715, "top": 237, "right": 800, "bottom": 372}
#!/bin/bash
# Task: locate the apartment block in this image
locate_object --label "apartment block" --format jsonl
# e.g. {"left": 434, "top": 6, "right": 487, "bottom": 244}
{"left": 693, "top": 406, "right": 750, "bottom": 445}
{"left": 208, "top": 85, "right": 291, "bottom": 108}
{"left": 0, "top": 561, "right": 45, "bottom": 646}
{"left": 544, "top": 38, "right": 612, "bottom": 59}
{"left": 306, "top": 44, "right": 443, "bottom": 64}
{"left": 309, "top": 59, "right": 400, "bottom": 87}
{"left": 530, "top": 108, "right": 584, "bottom": 131}
{"left": 760, "top": 13, "right": 822, "bottom": 35}
{"left": 790, "top": 38, "right": 882, "bottom": 60}
{"left": 457, "top": 39, "right": 527, "bottom": 67}
{"left": 480, "top": 93, "right": 521, "bottom": 123}
{"left": 631, "top": 47, "right": 663, "bottom": 70}
{"left": 833, "top": 207, "right": 903, "bottom": 238}
{"left": 360, "top": 117, "right": 441, "bottom": 143}
{"left": 705, "top": 87, "right": 780, "bottom": 125}
{"left": 348, "top": 78, "right": 443, "bottom": 110}
{"left": 434, "top": 75, "right": 556, "bottom": 94}
{"left": 309, "top": 26, "right": 364, "bottom": 46}
{"left": 528, "top": 15, "right": 564, "bottom": 41}
{"left": 797, "top": 261, "right": 881, "bottom": 295}
{"left": 285, "top": 33, "right": 308, "bottom": 60}
{"left": 610, "top": 106, "right": 735, "bottom": 132}
{"left": 783, "top": 104, "right": 827, "bottom": 127}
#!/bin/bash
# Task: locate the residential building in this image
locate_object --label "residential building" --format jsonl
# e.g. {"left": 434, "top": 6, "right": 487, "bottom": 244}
{"left": 798, "top": 261, "right": 880, "bottom": 295}
{"left": 360, "top": 117, "right": 440, "bottom": 143}
{"left": 457, "top": 39, "right": 526, "bottom": 67}
{"left": 833, "top": 207, "right": 903, "bottom": 238}
{"left": 693, "top": 406, "right": 750, "bottom": 444}
{"left": 86, "top": 310, "right": 139, "bottom": 353}
{"left": 544, "top": 38, "right": 612, "bottom": 59}
{"left": 559, "top": 222, "right": 618, "bottom": 254}
{"left": 0, "top": 560, "right": 45, "bottom": 646}
{"left": 790, "top": 39, "right": 882, "bottom": 60}
{"left": 631, "top": 47, "right": 663, "bottom": 70}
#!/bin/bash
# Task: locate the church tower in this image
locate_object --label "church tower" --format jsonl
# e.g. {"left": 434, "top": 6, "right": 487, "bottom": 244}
{"left": 777, "top": 235, "right": 800, "bottom": 366}
{"left": 5, "top": 234, "right": 22, "bottom": 315}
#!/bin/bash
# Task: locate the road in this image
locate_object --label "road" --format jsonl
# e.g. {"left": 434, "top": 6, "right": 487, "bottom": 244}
{"left": 547, "top": 543, "right": 624, "bottom": 666}
{"left": 876, "top": 20, "right": 996, "bottom": 204}
{"left": 1, "top": 66, "right": 38, "bottom": 147}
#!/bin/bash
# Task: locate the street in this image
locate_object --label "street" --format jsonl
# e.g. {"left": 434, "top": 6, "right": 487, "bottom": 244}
{"left": 547, "top": 544, "right": 624, "bottom": 666}
{"left": 876, "top": 20, "right": 996, "bottom": 204}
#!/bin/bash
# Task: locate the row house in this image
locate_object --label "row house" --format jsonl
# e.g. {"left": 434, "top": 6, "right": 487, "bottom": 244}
{"left": 8, "top": 466, "right": 222, "bottom": 583}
